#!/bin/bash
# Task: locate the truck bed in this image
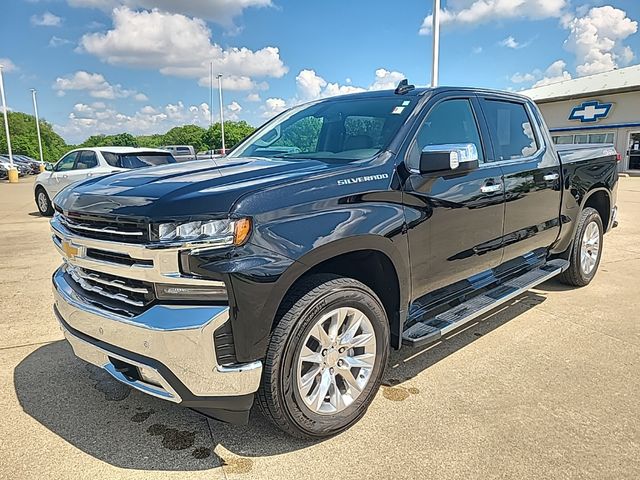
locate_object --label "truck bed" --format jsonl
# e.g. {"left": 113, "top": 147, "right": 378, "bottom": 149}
{"left": 556, "top": 143, "right": 617, "bottom": 164}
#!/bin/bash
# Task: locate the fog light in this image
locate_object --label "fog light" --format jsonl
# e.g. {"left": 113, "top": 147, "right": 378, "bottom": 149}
{"left": 154, "top": 283, "right": 228, "bottom": 302}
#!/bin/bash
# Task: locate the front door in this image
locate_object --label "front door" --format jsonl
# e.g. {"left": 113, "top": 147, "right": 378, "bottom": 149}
{"left": 478, "top": 96, "right": 562, "bottom": 262}
{"left": 403, "top": 95, "right": 506, "bottom": 300}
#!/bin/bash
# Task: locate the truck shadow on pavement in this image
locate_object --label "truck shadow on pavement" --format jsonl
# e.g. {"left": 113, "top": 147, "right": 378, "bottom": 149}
{"left": 14, "top": 291, "right": 546, "bottom": 471}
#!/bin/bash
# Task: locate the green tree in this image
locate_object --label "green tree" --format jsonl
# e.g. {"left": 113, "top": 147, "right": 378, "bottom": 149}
{"left": 0, "top": 111, "right": 69, "bottom": 162}
{"left": 80, "top": 132, "right": 138, "bottom": 147}
{"left": 162, "top": 124, "right": 207, "bottom": 151}
{"left": 203, "top": 121, "right": 255, "bottom": 151}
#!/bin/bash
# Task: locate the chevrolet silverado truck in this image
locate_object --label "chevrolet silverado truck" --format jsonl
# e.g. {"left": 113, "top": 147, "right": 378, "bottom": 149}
{"left": 50, "top": 84, "right": 619, "bottom": 439}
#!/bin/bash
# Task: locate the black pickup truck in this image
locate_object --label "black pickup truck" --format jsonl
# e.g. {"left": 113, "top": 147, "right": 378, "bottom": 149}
{"left": 51, "top": 84, "right": 619, "bottom": 439}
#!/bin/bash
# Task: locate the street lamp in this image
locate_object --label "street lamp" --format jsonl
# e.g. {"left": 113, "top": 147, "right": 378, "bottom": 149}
{"left": 431, "top": 0, "right": 441, "bottom": 87}
{"left": 217, "top": 73, "right": 226, "bottom": 154}
{"left": 31, "top": 89, "right": 44, "bottom": 165}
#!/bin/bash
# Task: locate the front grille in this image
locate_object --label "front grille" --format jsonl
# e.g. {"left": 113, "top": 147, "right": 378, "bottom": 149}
{"left": 86, "top": 248, "right": 153, "bottom": 267}
{"left": 64, "top": 264, "right": 155, "bottom": 317}
{"left": 56, "top": 210, "right": 149, "bottom": 244}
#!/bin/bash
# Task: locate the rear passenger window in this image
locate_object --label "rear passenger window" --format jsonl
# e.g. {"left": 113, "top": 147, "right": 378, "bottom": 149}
{"left": 482, "top": 100, "right": 539, "bottom": 160}
{"left": 409, "top": 99, "right": 484, "bottom": 168}
{"left": 75, "top": 151, "right": 97, "bottom": 169}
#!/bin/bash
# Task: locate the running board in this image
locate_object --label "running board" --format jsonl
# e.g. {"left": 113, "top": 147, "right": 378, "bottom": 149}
{"left": 402, "top": 259, "right": 569, "bottom": 347}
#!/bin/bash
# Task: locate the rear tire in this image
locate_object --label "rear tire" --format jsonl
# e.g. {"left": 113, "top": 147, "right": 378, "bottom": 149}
{"left": 257, "top": 274, "right": 389, "bottom": 439}
{"left": 35, "top": 187, "right": 54, "bottom": 216}
{"left": 559, "top": 207, "right": 603, "bottom": 287}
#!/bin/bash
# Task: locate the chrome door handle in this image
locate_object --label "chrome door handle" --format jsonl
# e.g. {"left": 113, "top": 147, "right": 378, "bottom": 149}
{"left": 543, "top": 173, "right": 560, "bottom": 181}
{"left": 480, "top": 184, "right": 503, "bottom": 193}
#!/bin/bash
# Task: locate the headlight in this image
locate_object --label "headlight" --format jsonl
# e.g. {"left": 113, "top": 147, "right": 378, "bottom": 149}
{"left": 156, "top": 218, "right": 251, "bottom": 246}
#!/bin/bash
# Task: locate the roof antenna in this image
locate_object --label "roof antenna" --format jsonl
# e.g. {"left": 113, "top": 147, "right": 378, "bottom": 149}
{"left": 395, "top": 79, "right": 415, "bottom": 95}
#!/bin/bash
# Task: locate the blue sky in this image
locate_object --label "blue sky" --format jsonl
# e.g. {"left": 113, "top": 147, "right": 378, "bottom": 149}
{"left": 1, "top": 0, "right": 639, "bottom": 144}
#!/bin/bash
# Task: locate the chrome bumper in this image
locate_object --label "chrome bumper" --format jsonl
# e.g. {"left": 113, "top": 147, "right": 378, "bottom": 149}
{"left": 53, "top": 268, "right": 262, "bottom": 402}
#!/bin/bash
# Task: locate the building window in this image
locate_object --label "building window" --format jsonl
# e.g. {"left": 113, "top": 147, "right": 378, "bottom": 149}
{"left": 551, "top": 132, "right": 615, "bottom": 145}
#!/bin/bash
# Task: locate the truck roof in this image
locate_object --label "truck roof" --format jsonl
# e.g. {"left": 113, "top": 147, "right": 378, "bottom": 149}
{"left": 311, "top": 85, "right": 532, "bottom": 103}
{"left": 74, "top": 147, "right": 170, "bottom": 154}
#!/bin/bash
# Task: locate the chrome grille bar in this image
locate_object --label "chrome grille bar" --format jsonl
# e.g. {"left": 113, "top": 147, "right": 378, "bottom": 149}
{"left": 59, "top": 215, "right": 144, "bottom": 237}
{"left": 66, "top": 266, "right": 146, "bottom": 307}
{"left": 73, "top": 267, "right": 150, "bottom": 294}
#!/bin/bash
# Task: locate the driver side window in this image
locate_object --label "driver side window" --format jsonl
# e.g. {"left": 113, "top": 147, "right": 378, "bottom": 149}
{"left": 54, "top": 152, "right": 78, "bottom": 171}
{"left": 408, "top": 99, "right": 484, "bottom": 169}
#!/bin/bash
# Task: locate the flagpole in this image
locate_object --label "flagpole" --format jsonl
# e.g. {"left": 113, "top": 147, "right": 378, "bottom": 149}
{"left": 0, "top": 65, "right": 14, "bottom": 168}
{"left": 431, "top": 0, "right": 441, "bottom": 87}
{"left": 209, "top": 61, "right": 213, "bottom": 128}
{"left": 217, "top": 73, "right": 226, "bottom": 154}
{"left": 31, "top": 89, "right": 44, "bottom": 163}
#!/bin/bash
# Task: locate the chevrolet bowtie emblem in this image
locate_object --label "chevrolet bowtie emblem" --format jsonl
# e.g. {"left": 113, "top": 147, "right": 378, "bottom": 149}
{"left": 61, "top": 240, "right": 80, "bottom": 259}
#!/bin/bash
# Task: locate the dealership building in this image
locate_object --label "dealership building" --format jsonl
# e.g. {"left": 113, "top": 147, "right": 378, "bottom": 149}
{"left": 522, "top": 64, "right": 640, "bottom": 172}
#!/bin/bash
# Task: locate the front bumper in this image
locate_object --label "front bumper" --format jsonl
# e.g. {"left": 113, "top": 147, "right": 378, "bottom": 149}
{"left": 53, "top": 267, "right": 262, "bottom": 422}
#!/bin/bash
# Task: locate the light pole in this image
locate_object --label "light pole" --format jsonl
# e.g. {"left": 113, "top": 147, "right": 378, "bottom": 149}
{"left": 217, "top": 73, "right": 226, "bottom": 154}
{"left": 431, "top": 0, "right": 441, "bottom": 87}
{"left": 209, "top": 61, "right": 213, "bottom": 129}
{"left": 0, "top": 64, "right": 15, "bottom": 174}
{"left": 31, "top": 89, "right": 44, "bottom": 164}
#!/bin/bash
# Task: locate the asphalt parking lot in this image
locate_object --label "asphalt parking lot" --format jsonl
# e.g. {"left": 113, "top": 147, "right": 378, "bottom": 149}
{"left": 1, "top": 176, "right": 639, "bottom": 480}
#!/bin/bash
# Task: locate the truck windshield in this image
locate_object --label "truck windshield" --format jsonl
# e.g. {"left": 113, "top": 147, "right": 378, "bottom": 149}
{"left": 229, "top": 96, "right": 417, "bottom": 161}
{"left": 103, "top": 152, "right": 177, "bottom": 169}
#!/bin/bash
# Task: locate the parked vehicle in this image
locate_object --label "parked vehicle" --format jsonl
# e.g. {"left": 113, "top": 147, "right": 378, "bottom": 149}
{"left": 0, "top": 157, "right": 28, "bottom": 176}
{"left": 50, "top": 84, "right": 618, "bottom": 439}
{"left": 2, "top": 154, "right": 41, "bottom": 174}
{"left": 34, "top": 147, "right": 176, "bottom": 216}
{"left": 162, "top": 145, "right": 196, "bottom": 162}
{"left": 196, "top": 150, "right": 223, "bottom": 160}
{"left": 15, "top": 155, "right": 46, "bottom": 174}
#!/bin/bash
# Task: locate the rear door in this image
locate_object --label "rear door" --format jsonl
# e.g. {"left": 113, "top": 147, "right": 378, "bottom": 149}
{"left": 478, "top": 96, "right": 562, "bottom": 262}
{"left": 403, "top": 93, "right": 506, "bottom": 298}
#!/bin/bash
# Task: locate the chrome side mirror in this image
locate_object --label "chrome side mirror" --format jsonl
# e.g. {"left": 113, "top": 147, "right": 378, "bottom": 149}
{"left": 419, "top": 143, "right": 480, "bottom": 174}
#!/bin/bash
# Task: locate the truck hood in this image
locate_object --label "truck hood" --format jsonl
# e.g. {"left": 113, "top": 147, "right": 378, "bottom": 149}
{"left": 53, "top": 157, "right": 347, "bottom": 219}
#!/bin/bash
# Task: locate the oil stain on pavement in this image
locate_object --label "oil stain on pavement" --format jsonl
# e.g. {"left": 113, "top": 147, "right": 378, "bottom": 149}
{"left": 147, "top": 424, "right": 197, "bottom": 450}
{"left": 381, "top": 379, "right": 421, "bottom": 401}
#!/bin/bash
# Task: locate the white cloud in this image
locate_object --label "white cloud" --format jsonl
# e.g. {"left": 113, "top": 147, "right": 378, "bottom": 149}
{"left": 78, "top": 7, "right": 287, "bottom": 91}
{"left": 30, "top": 11, "right": 63, "bottom": 26}
{"left": 53, "top": 70, "right": 147, "bottom": 100}
{"left": 510, "top": 72, "right": 537, "bottom": 84}
{"left": 68, "top": 0, "right": 271, "bottom": 25}
{"left": 500, "top": 36, "right": 520, "bottom": 49}
{"left": 261, "top": 97, "right": 286, "bottom": 118}
{"left": 511, "top": 59, "right": 572, "bottom": 87}
{"left": 295, "top": 68, "right": 405, "bottom": 102}
{"left": 55, "top": 100, "right": 214, "bottom": 143}
{"left": 0, "top": 58, "right": 18, "bottom": 73}
{"left": 245, "top": 93, "right": 261, "bottom": 102}
{"left": 472, "top": 46, "right": 483, "bottom": 54}
{"left": 369, "top": 68, "right": 406, "bottom": 91}
{"left": 49, "top": 36, "right": 73, "bottom": 47}
{"left": 420, "top": 0, "right": 566, "bottom": 34}
{"left": 564, "top": 6, "right": 638, "bottom": 76}
{"left": 225, "top": 101, "right": 242, "bottom": 120}
{"left": 532, "top": 60, "right": 572, "bottom": 87}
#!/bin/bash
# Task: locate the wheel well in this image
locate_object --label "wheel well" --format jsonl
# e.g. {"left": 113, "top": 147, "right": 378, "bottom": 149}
{"left": 281, "top": 250, "right": 401, "bottom": 338}
{"left": 584, "top": 190, "right": 610, "bottom": 229}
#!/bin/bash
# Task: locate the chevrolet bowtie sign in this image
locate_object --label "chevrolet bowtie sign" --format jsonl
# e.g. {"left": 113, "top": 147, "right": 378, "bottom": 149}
{"left": 569, "top": 101, "right": 612, "bottom": 123}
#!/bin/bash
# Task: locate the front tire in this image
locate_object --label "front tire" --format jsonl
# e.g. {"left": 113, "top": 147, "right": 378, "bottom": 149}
{"left": 35, "top": 187, "right": 54, "bottom": 216}
{"left": 559, "top": 207, "right": 603, "bottom": 287}
{"left": 257, "top": 275, "right": 389, "bottom": 439}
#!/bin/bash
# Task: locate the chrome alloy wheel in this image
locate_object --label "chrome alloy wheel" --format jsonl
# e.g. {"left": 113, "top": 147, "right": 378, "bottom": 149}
{"left": 296, "top": 307, "right": 377, "bottom": 415}
{"left": 580, "top": 221, "right": 601, "bottom": 275}
{"left": 37, "top": 191, "right": 48, "bottom": 212}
